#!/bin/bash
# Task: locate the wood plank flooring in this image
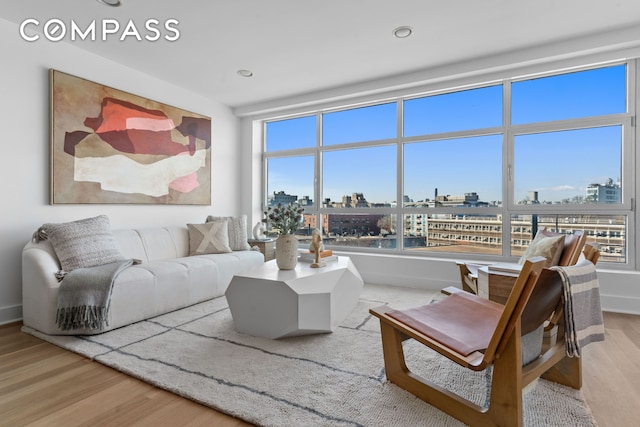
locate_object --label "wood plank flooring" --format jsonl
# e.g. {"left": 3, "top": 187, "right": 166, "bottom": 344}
{"left": 0, "top": 324, "right": 251, "bottom": 427}
{"left": 1, "top": 311, "right": 639, "bottom": 426}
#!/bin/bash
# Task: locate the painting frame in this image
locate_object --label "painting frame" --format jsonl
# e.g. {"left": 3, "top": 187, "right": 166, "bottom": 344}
{"left": 50, "top": 69, "right": 212, "bottom": 205}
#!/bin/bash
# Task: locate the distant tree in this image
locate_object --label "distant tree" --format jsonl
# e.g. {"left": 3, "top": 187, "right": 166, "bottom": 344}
{"left": 572, "top": 195, "right": 585, "bottom": 204}
{"left": 377, "top": 215, "right": 396, "bottom": 235}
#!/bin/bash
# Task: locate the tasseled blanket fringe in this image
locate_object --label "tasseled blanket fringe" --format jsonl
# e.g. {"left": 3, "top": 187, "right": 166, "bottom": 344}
{"left": 56, "top": 305, "right": 109, "bottom": 331}
{"left": 32, "top": 226, "right": 48, "bottom": 243}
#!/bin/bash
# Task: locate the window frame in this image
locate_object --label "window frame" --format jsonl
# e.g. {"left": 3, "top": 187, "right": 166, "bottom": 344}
{"left": 260, "top": 60, "right": 636, "bottom": 268}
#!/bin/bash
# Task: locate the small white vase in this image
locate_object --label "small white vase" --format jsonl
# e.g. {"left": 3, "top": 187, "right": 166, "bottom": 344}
{"left": 275, "top": 234, "right": 298, "bottom": 270}
{"left": 252, "top": 222, "right": 266, "bottom": 240}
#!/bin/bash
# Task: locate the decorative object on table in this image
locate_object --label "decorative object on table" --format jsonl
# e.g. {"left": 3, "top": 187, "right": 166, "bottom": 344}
{"left": 50, "top": 69, "right": 211, "bottom": 205}
{"left": 309, "top": 228, "right": 326, "bottom": 268}
{"left": 252, "top": 221, "right": 266, "bottom": 240}
{"left": 298, "top": 250, "right": 337, "bottom": 263}
{"left": 263, "top": 203, "right": 304, "bottom": 270}
{"left": 275, "top": 234, "right": 298, "bottom": 270}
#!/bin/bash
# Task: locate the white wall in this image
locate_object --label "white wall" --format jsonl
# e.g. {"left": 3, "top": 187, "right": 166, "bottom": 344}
{"left": 0, "top": 18, "right": 242, "bottom": 324}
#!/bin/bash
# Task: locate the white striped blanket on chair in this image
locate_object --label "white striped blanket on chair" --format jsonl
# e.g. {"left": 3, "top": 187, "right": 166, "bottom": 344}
{"left": 552, "top": 259, "right": 605, "bottom": 357}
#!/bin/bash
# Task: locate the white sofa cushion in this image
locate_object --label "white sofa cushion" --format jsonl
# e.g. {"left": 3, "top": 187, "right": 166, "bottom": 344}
{"left": 134, "top": 227, "right": 190, "bottom": 260}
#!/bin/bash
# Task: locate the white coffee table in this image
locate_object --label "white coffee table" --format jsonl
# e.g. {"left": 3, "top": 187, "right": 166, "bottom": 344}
{"left": 225, "top": 256, "right": 364, "bottom": 339}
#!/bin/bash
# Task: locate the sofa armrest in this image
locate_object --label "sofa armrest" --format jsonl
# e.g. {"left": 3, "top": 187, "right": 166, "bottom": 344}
{"left": 22, "top": 241, "right": 62, "bottom": 332}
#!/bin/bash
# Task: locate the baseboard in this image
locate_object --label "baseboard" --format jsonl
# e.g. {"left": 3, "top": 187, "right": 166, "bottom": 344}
{"left": 0, "top": 304, "right": 22, "bottom": 326}
{"left": 600, "top": 294, "right": 640, "bottom": 315}
{"left": 342, "top": 251, "right": 458, "bottom": 291}
{"left": 360, "top": 271, "right": 452, "bottom": 290}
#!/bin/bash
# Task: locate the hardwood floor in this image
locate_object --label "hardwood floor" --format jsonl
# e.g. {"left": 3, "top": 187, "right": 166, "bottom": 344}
{"left": 581, "top": 312, "right": 640, "bottom": 426}
{"left": 1, "top": 312, "right": 639, "bottom": 426}
{"left": 0, "top": 324, "right": 251, "bottom": 427}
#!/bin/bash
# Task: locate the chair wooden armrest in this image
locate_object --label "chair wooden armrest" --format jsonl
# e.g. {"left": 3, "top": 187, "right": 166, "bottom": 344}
{"left": 455, "top": 261, "right": 485, "bottom": 294}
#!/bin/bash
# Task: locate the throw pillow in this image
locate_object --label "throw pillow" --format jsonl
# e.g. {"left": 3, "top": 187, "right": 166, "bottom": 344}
{"left": 188, "top": 220, "right": 232, "bottom": 255}
{"left": 40, "top": 215, "right": 126, "bottom": 272}
{"left": 518, "top": 231, "right": 565, "bottom": 268}
{"left": 205, "top": 214, "right": 251, "bottom": 251}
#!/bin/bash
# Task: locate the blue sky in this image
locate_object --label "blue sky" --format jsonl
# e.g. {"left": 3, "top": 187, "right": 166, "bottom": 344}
{"left": 266, "top": 64, "right": 626, "bottom": 205}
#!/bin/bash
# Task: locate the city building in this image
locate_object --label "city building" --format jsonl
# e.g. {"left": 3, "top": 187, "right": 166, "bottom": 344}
{"left": 586, "top": 178, "right": 621, "bottom": 203}
{"left": 268, "top": 190, "right": 298, "bottom": 206}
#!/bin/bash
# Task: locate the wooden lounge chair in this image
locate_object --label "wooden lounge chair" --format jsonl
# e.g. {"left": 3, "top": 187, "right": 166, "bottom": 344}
{"left": 370, "top": 256, "right": 582, "bottom": 427}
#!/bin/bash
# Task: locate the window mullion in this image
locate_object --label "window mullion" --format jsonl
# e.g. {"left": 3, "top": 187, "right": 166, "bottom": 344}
{"left": 503, "top": 80, "right": 512, "bottom": 256}
{"left": 397, "top": 99, "right": 404, "bottom": 251}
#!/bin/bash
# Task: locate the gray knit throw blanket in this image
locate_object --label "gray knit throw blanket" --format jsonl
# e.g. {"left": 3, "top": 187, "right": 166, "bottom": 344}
{"left": 56, "top": 259, "right": 133, "bottom": 331}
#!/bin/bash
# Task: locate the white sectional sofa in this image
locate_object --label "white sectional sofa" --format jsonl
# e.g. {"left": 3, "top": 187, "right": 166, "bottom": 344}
{"left": 22, "top": 225, "right": 264, "bottom": 335}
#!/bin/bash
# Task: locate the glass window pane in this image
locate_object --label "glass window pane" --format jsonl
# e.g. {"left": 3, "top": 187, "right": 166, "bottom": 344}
{"left": 266, "top": 156, "right": 314, "bottom": 206}
{"left": 510, "top": 214, "right": 626, "bottom": 263}
{"left": 514, "top": 126, "right": 622, "bottom": 204}
{"left": 321, "top": 214, "right": 397, "bottom": 248}
{"left": 300, "top": 214, "right": 321, "bottom": 236}
{"left": 266, "top": 115, "right": 316, "bottom": 151}
{"left": 404, "top": 85, "right": 502, "bottom": 136}
{"left": 403, "top": 214, "right": 503, "bottom": 254}
{"left": 322, "top": 146, "right": 396, "bottom": 207}
{"left": 512, "top": 65, "right": 626, "bottom": 124}
{"left": 404, "top": 135, "right": 502, "bottom": 207}
{"left": 322, "top": 103, "right": 397, "bottom": 145}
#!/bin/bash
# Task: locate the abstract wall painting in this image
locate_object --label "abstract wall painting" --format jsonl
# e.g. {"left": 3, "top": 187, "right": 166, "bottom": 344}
{"left": 50, "top": 69, "right": 211, "bottom": 205}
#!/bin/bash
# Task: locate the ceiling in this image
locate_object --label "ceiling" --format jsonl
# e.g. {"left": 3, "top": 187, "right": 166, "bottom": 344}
{"left": 3, "top": 0, "right": 640, "bottom": 109}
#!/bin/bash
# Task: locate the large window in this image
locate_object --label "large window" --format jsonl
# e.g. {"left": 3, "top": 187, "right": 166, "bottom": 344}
{"left": 262, "top": 63, "right": 633, "bottom": 265}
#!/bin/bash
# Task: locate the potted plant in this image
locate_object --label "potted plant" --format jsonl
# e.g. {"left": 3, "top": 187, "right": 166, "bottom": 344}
{"left": 263, "top": 203, "right": 304, "bottom": 269}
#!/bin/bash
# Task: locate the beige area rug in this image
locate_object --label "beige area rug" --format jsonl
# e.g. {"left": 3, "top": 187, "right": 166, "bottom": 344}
{"left": 23, "top": 284, "right": 597, "bottom": 427}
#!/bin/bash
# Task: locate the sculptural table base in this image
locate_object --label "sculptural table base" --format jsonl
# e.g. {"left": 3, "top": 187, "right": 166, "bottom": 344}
{"left": 226, "top": 256, "right": 364, "bottom": 339}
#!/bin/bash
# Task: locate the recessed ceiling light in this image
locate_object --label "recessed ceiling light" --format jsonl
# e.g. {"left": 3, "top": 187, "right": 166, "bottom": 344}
{"left": 393, "top": 26, "right": 413, "bottom": 38}
{"left": 237, "top": 69, "right": 253, "bottom": 78}
{"left": 96, "top": 0, "right": 121, "bottom": 7}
